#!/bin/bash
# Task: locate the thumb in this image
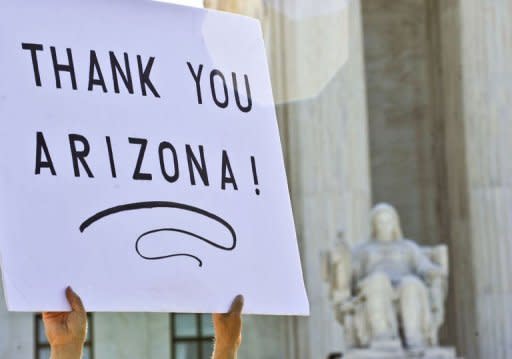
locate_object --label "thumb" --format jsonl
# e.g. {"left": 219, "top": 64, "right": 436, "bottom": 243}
{"left": 66, "top": 286, "right": 85, "bottom": 313}
{"left": 229, "top": 295, "right": 244, "bottom": 316}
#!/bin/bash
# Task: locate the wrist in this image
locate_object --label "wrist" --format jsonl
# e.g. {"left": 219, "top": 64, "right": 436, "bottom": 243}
{"left": 50, "top": 343, "right": 83, "bottom": 359}
{"left": 213, "top": 342, "right": 238, "bottom": 359}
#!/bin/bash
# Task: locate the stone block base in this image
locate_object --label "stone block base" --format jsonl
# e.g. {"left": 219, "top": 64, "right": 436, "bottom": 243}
{"left": 344, "top": 347, "right": 456, "bottom": 359}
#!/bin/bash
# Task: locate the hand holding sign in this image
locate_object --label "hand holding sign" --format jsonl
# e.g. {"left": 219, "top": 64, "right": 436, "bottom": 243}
{"left": 213, "top": 295, "right": 244, "bottom": 359}
{"left": 42, "top": 287, "right": 87, "bottom": 359}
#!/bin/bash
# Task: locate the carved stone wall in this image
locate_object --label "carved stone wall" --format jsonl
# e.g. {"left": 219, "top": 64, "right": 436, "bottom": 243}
{"left": 438, "top": 1, "right": 512, "bottom": 358}
{"left": 274, "top": 1, "right": 371, "bottom": 357}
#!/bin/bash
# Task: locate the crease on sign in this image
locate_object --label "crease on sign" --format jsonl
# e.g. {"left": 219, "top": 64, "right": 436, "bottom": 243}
{"left": 80, "top": 201, "right": 237, "bottom": 267}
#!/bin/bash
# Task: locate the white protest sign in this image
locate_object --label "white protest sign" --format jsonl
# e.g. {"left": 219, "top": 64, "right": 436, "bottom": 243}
{"left": 0, "top": 0, "right": 309, "bottom": 315}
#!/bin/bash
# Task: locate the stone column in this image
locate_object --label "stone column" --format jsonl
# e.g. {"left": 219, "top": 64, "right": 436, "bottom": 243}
{"left": 439, "top": 1, "right": 512, "bottom": 358}
{"left": 272, "top": 1, "right": 371, "bottom": 357}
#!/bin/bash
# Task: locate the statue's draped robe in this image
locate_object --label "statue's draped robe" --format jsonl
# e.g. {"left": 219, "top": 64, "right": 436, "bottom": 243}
{"left": 349, "top": 239, "right": 441, "bottom": 347}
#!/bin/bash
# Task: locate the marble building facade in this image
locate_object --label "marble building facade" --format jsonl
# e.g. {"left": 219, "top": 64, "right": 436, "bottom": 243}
{"left": 1, "top": 0, "right": 511, "bottom": 358}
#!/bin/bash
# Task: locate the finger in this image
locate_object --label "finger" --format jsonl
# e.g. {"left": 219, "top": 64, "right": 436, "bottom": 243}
{"left": 65, "top": 286, "right": 85, "bottom": 313}
{"left": 229, "top": 295, "right": 244, "bottom": 315}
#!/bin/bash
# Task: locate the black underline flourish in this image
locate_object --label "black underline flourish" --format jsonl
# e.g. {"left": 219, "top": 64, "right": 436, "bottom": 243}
{"left": 80, "top": 201, "right": 237, "bottom": 267}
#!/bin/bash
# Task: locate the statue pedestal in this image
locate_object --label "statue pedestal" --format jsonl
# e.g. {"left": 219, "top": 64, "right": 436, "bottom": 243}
{"left": 344, "top": 347, "right": 457, "bottom": 359}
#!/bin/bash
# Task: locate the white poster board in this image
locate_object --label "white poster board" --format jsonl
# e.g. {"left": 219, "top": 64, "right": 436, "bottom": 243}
{"left": 0, "top": 0, "right": 309, "bottom": 315}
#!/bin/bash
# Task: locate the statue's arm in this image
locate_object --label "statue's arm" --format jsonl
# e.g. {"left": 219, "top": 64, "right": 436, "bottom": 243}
{"left": 351, "top": 246, "right": 364, "bottom": 291}
{"left": 324, "top": 241, "right": 355, "bottom": 306}
{"left": 411, "top": 242, "right": 444, "bottom": 280}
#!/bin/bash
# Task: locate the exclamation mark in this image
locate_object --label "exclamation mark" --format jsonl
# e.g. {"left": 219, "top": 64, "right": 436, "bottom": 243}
{"left": 251, "top": 156, "right": 260, "bottom": 195}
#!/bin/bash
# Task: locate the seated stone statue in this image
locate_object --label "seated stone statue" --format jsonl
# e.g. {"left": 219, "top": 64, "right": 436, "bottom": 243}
{"left": 324, "top": 203, "right": 449, "bottom": 352}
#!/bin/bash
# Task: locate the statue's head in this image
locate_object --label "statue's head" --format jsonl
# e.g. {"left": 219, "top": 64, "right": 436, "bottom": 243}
{"left": 370, "top": 203, "right": 403, "bottom": 242}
